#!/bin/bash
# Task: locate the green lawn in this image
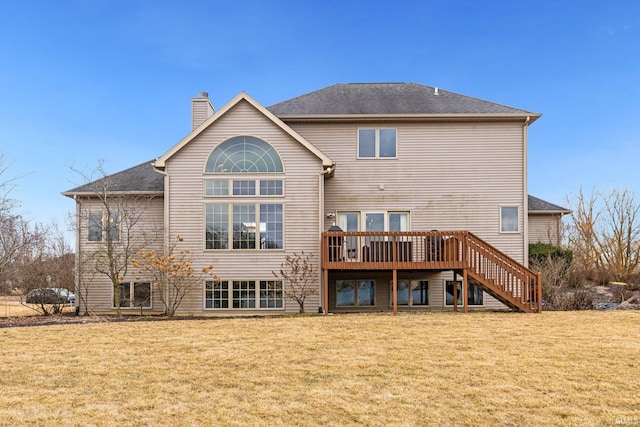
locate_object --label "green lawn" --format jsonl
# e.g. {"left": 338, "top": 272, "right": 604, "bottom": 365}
{"left": 1, "top": 311, "right": 639, "bottom": 426}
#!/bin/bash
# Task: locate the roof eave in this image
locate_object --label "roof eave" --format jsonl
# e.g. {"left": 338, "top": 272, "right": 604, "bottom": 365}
{"left": 62, "top": 191, "right": 165, "bottom": 198}
{"left": 275, "top": 113, "right": 542, "bottom": 123}
{"left": 529, "top": 209, "right": 571, "bottom": 215}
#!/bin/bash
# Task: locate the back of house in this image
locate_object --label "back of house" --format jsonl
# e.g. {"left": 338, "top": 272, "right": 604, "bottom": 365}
{"left": 65, "top": 82, "right": 562, "bottom": 315}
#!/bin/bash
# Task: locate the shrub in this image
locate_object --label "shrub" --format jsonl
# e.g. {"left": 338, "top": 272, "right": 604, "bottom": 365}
{"left": 546, "top": 289, "right": 594, "bottom": 311}
{"left": 529, "top": 243, "right": 572, "bottom": 265}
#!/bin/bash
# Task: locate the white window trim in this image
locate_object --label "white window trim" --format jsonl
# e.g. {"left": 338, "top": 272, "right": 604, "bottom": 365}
{"left": 357, "top": 128, "right": 398, "bottom": 159}
{"left": 499, "top": 205, "right": 520, "bottom": 233}
{"left": 203, "top": 279, "right": 285, "bottom": 310}
{"left": 337, "top": 211, "right": 410, "bottom": 232}
{"left": 113, "top": 282, "right": 152, "bottom": 309}
{"left": 87, "top": 211, "right": 120, "bottom": 243}
{"left": 204, "top": 177, "right": 285, "bottom": 198}
{"left": 204, "top": 202, "right": 285, "bottom": 251}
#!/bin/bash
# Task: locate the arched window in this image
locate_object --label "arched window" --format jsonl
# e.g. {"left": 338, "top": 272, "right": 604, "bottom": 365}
{"left": 205, "top": 136, "right": 283, "bottom": 173}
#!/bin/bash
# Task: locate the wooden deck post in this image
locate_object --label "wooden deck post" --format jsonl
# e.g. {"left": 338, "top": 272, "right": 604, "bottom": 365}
{"left": 392, "top": 269, "right": 398, "bottom": 315}
{"left": 463, "top": 268, "right": 468, "bottom": 314}
{"left": 537, "top": 272, "right": 543, "bottom": 313}
{"left": 452, "top": 271, "right": 458, "bottom": 312}
{"left": 323, "top": 269, "right": 329, "bottom": 316}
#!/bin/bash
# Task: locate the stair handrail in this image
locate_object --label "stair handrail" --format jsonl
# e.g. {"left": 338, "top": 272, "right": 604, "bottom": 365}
{"left": 463, "top": 232, "right": 541, "bottom": 311}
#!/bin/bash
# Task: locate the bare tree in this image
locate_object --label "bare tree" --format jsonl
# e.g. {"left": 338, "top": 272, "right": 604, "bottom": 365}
{"left": 10, "top": 221, "right": 75, "bottom": 315}
{"left": 0, "top": 155, "right": 39, "bottom": 291}
{"left": 272, "top": 251, "right": 318, "bottom": 313}
{"left": 69, "top": 162, "right": 159, "bottom": 316}
{"left": 565, "top": 187, "right": 640, "bottom": 282}
{"left": 134, "top": 236, "right": 217, "bottom": 316}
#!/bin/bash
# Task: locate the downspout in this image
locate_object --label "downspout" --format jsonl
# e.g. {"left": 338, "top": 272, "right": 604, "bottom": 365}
{"left": 319, "top": 164, "right": 335, "bottom": 315}
{"left": 153, "top": 162, "right": 170, "bottom": 311}
{"left": 73, "top": 195, "right": 81, "bottom": 314}
{"left": 523, "top": 116, "right": 530, "bottom": 267}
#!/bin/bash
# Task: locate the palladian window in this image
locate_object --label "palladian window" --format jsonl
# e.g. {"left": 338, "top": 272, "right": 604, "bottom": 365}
{"left": 205, "top": 136, "right": 283, "bottom": 173}
{"left": 204, "top": 136, "right": 285, "bottom": 251}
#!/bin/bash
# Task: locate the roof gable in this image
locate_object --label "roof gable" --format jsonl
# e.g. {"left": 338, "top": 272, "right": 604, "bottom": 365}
{"left": 155, "top": 92, "right": 334, "bottom": 170}
{"left": 268, "top": 83, "right": 540, "bottom": 120}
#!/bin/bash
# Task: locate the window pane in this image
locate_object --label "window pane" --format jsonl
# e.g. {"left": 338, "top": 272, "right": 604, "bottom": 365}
{"left": 446, "top": 281, "right": 461, "bottom": 306}
{"left": 117, "top": 283, "right": 130, "bottom": 308}
{"left": 233, "top": 204, "right": 256, "bottom": 249}
{"left": 233, "top": 281, "right": 256, "bottom": 308}
{"left": 501, "top": 206, "right": 519, "bottom": 232}
{"left": 365, "top": 213, "right": 384, "bottom": 232}
{"left": 358, "top": 280, "right": 375, "bottom": 306}
{"left": 358, "top": 129, "right": 376, "bottom": 158}
{"left": 106, "top": 213, "right": 120, "bottom": 241}
{"left": 206, "top": 204, "right": 229, "bottom": 249}
{"left": 379, "top": 129, "right": 396, "bottom": 157}
{"left": 205, "top": 180, "right": 229, "bottom": 196}
{"left": 411, "top": 281, "right": 429, "bottom": 305}
{"left": 468, "top": 283, "right": 484, "bottom": 305}
{"left": 206, "top": 281, "right": 229, "bottom": 308}
{"left": 88, "top": 213, "right": 102, "bottom": 242}
{"left": 259, "top": 180, "right": 283, "bottom": 196}
{"left": 133, "top": 283, "right": 151, "bottom": 307}
{"left": 259, "top": 280, "right": 283, "bottom": 308}
{"left": 259, "top": 204, "right": 283, "bottom": 249}
{"left": 205, "top": 136, "right": 283, "bottom": 173}
{"left": 446, "top": 281, "right": 482, "bottom": 305}
{"left": 338, "top": 213, "right": 359, "bottom": 260}
{"left": 396, "top": 281, "right": 409, "bottom": 305}
{"left": 233, "top": 180, "right": 256, "bottom": 196}
{"left": 336, "top": 280, "right": 355, "bottom": 306}
{"left": 389, "top": 212, "right": 409, "bottom": 231}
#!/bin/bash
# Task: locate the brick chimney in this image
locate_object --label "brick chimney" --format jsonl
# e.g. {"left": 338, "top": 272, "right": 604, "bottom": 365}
{"left": 191, "top": 92, "right": 215, "bottom": 130}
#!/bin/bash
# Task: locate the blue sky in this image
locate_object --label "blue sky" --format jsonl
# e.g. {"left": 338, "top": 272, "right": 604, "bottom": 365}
{"left": 1, "top": 1, "right": 639, "bottom": 236}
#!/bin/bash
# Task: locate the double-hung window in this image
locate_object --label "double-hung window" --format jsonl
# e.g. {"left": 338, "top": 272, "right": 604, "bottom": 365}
{"left": 358, "top": 129, "right": 397, "bottom": 158}
{"left": 88, "top": 212, "right": 120, "bottom": 242}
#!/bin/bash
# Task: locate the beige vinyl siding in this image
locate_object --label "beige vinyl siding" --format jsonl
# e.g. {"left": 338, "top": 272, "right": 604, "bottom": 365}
{"left": 165, "top": 100, "right": 324, "bottom": 314}
{"left": 290, "top": 121, "right": 526, "bottom": 262}
{"left": 75, "top": 196, "right": 164, "bottom": 313}
{"left": 192, "top": 97, "right": 214, "bottom": 130}
{"left": 529, "top": 213, "right": 562, "bottom": 245}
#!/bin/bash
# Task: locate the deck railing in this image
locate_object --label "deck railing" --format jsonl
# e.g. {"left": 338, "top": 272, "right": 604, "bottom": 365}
{"left": 322, "top": 230, "right": 467, "bottom": 270}
{"left": 321, "top": 230, "right": 542, "bottom": 312}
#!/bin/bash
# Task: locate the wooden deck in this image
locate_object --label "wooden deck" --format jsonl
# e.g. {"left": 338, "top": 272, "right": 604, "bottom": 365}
{"left": 321, "top": 230, "right": 542, "bottom": 313}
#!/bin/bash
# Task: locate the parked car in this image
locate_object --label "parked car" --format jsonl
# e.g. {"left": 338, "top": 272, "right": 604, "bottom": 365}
{"left": 25, "top": 288, "right": 76, "bottom": 305}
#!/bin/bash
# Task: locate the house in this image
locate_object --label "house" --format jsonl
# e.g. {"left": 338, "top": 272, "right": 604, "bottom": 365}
{"left": 528, "top": 195, "right": 571, "bottom": 246}
{"left": 64, "top": 83, "right": 568, "bottom": 315}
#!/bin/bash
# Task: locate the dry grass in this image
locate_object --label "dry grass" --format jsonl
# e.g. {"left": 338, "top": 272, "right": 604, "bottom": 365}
{"left": 0, "top": 296, "right": 75, "bottom": 317}
{"left": 1, "top": 311, "right": 639, "bottom": 426}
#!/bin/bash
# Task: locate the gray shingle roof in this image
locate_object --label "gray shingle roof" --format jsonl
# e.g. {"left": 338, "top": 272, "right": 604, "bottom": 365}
{"left": 528, "top": 195, "right": 570, "bottom": 213}
{"left": 63, "top": 161, "right": 164, "bottom": 195}
{"left": 267, "top": 83, "right": 538, "bottom": 117}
